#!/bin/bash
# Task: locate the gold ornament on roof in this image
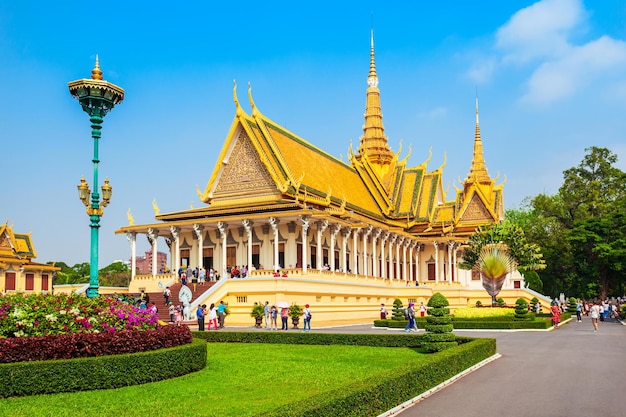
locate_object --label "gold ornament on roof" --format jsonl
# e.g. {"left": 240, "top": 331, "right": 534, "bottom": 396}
{"left": 127, "top": 209, "right": 135, "bottom": 226}
{"left": 152, "top": 198, "right": 160, "bottom": 216}
{"left": 91, "top": 54, "right": 103, "bottom": 80}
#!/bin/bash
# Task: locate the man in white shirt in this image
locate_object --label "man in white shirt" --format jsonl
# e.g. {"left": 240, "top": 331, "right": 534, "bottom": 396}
{"left": 589, "top": 301, "right": 600, "bottom": 332}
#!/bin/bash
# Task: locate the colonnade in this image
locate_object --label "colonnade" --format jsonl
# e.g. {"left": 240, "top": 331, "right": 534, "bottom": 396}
{"left": 125, "top": 215, "right": 463, "bottom": 285}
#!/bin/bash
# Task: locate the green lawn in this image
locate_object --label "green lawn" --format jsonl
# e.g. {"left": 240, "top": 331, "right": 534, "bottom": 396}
{"left": 0, "top": 343, "right": 425, "bottom": 417}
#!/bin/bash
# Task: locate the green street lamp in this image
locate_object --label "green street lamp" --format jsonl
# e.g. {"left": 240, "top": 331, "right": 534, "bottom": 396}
{"left": 68, "top": 56, "right": 124, "bottom": 298}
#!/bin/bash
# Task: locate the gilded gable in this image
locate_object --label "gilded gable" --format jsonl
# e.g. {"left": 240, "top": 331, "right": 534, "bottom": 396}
{"left": 212, "top": 129, "right": 278, "bottom": 202}
{"left": 0, "top": 232, "right": 10, "bottom": 250}
{"left": 459, "top": 193, "right": 493, "bottom": 223}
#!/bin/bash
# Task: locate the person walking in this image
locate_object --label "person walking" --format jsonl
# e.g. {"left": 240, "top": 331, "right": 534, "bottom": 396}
{"left": 168, "top": 302, "right": 175, "bottom": 323}
{"left": 590, "top": 301, "right": 600, "bottom": 332}
{"left": 163, "top": 286, "right": 171, "bottom": 305}
{"left": 264, "top": 301, "right": 270, "bottom": 329}
{"left": 280, "top": 306, "right": 290, "bottom": 330}
{"left": 217, "top": 301, "right": 227, "bottom": 328}
{"left": 302, "top": 304, "right": 312, "bottom": 332}
{"left": 576, "top": 299, "right": 583, "bottom": 322}
{"left": 404, "top": 303, "right": 417, "bottom": 332}
{"left": 207, "top": 303, "right": 218, "bottom": 330}
{"left": 380, "top": 303, "right": 388, "bottom": 320}
{"left": 550, "top": 301, "right": 561, "bottom": 329}
{"left": 196, "top": 304, "right": 206, "bottom": 331}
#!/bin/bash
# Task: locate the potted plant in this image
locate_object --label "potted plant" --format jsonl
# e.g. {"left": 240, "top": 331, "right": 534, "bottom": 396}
{"left": 251, "top": 304, "right": 264, "bottom": 328}
{"left": 289, "top": 303, "right": 303, "bottom": 329}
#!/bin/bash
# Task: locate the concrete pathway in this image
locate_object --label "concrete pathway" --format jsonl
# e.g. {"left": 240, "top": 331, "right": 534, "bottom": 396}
{"left": 394, "top": 316, "right": 626, "bottom": 417}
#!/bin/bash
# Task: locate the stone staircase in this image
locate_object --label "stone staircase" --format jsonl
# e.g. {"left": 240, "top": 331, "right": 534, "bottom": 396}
{"left": 147, "top": 282, "right": 216, "bottom": 323}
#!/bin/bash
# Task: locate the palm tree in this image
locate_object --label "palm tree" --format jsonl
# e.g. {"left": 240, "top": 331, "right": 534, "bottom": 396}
{"left": 476, "top": 244, "right": 517, "bottom": 305}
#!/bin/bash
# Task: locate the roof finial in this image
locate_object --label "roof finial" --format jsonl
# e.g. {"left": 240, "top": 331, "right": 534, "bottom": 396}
{"left": 368, "top": 29, "right": 378, "bottom": 85}
{"left": 248, "top": 82, "right": 259, "bottom": 117}
{"left": 91, "top": 54, "right": 103, "bottom": 80}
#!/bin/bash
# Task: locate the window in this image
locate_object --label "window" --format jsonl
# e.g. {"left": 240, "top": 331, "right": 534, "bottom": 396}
{"left": 514, "top": 280, "right": 521, "bottom": 289}
{"left": 5, "top": 272, "right": 16, "bottom": 291}
{"left": 41, "top": 274, "right": 49, "bottom": 291}
{"left": 25, "top": 273, "right": 34, "bottom": 291}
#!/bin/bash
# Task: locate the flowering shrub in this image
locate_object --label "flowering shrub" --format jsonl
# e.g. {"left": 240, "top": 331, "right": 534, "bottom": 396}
{"left": 453, "top": 307, "right": 515, "bottom": 319}
{"left": 0, "top": 293, "right": 160, "bottom": 338}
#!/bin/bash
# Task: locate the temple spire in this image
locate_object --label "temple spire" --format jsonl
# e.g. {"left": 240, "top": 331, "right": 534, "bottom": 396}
{"left": 465, "top": 98, "right": 492, "bottom": 184}
{"left": 357, "top": 30, "right": 394, "bottom": 165}
{"left": 91, "top": 54, "right": 103, "bottom": 80}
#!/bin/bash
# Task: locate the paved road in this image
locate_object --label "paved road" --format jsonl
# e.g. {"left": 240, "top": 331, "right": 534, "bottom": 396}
{"left": 394, "top": 316, "right": 626, "bottom": 417}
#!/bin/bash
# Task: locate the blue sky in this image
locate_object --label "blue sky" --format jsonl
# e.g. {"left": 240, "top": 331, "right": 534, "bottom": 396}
{"left": 2, "top": 0, "right": 626, "bottom": 267}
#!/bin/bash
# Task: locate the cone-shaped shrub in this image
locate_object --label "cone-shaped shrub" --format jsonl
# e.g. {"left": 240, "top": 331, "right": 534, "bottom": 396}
{"left": 391, "top": 298, "right": 405, "bottom": 321}
{"left": 422, "top": 293, "right": 457, "bottom": 352}
{"left": 514, "top": 298, "right": 530, "bottom": 320}
{"left": 530, "top": 297, "right": 539, "bottom": 312}
{"left": 567, "top": 297, "right": 578, "bottom": 313}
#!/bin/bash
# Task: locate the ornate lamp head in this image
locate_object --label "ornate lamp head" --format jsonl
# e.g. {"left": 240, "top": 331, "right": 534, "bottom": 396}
{"left": 68, "top": 55, "right": 124, "bottom": 118}
{"left": 101, "top": 178, "right": 112, "bottom": 207}
{"left": 77, "top": 177, "right": 90, "bottom": 206}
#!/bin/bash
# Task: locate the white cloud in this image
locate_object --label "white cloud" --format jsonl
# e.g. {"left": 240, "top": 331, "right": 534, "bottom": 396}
{"left": 496, "top": 0, "right": 583, "bottom": 64}
{"left": 521, "top": 36, "right": 626, "bottom": 104}
{"left": 470, "top": 0, "right": 626, "bottom": 105}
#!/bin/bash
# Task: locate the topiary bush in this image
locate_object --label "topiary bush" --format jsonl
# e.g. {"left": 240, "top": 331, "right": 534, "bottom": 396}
{"left": 391, "top": 298, "right": 405, "bottom": 321}
{"left": 475, "top": 300, "right": 482, "bottom": 307}
{"left": 497, "top": 298, "right": 506, "bottom": 307}
{"left": 514, "top": 298, "right": 529, "bottom": 321}
{"left": 567, "top": 297, "right": 578, "bottom": 313}
{"left": 530, "top": 297, "right": 539, "bottom": 312}
{"left": 422, "top": 293, "right": 457, "bottom": 352}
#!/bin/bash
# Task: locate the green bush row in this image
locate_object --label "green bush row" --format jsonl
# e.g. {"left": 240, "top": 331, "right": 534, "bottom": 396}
{"left": 0, "top": 338, "right": 207, "bottom": 398}
{"left": 254, "top": 337, "right": 496, "bottom": 417}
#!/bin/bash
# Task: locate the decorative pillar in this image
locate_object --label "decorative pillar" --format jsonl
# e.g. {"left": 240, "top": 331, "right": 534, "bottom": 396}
{"left": 400, "top": 237, "right": 407, "bottom": 282}
{"left": 243, "top": 220, "right": 253, "bottom": 271}
{"left": 329, "top": 224, "right": 341, "bottom": 271}
{"left": 269, "top": 217, "right": 280, "bottom": 271}
{"left": 170, "top": 226, "right": 180, "bottom": 277}
{"left": 395, "top": 235, "right": 403, "bottom": 280}
{"left": 381, "top": 232, "right": 389, "bottom": 279}
{"left": 352, "top": 228, "right": 360, "bottom": 274}
{"left": 147, "top": 228, "right": 158, "bottom": 278}
{"left": 415, "top": 243, "right": 421, "bottom": 283}
{"left": 316, "top": 220, "right": 328, "bottom": 270}
{"left": 126, "top": 232, "right": 137, "bottom": 280}
{"left": 409, "top": 241, "right": 415, "bottom": 282}
{"left": 447, "top": 241, "right": 455, "bottom": 282}
{"left": 433, "top": 241, "right": 439, "bottom": 283}
{"left": 217, "top": 222, "right": 228, "bottom": 278}
{"left": 193, "top": 224, "right": 203, "bottom": 270}
{"left": 451, "top": 241, "right": 459, "bottom": 283}
{"left": 372, "top": 228, "right": 382, "bottom": 277}
{"left": 299, "top": 216, "right": 310, "bottom": 273}
{"left": 362, "top": 226, "right": 372, "bottom": 276}
{"left": 341, "top": 228, "right": 351, "bottom": 272}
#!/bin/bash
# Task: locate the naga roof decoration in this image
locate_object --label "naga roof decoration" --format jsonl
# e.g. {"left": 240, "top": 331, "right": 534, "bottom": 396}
{"left": 133, "top": 34, "right": 504, "bottom": 241}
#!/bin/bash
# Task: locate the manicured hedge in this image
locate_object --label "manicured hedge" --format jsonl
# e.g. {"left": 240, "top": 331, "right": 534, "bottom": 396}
{"left": 0, "top": 338, "right": 207, "bottom": 398}
{"left": 254, "top": 336, "right": 496, "bottom": 417}
{"left": 0, "top": 324, "right": 192, "bottom": 363}
{"left": 375, "top": 313, "right": 573, "bottom": 330}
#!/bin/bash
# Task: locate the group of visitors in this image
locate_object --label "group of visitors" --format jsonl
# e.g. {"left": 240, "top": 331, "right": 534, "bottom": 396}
{"left": 178, "top": 266, "right": 221, "bottom": 286}
{"left": 550, "top": 297, "right": 623, "bottom": 332}
{"left": 196, "top": 300, "right": 228, "bottom": 331}
{"left": 261, "top": 301, "right": 312, "bottom": 331}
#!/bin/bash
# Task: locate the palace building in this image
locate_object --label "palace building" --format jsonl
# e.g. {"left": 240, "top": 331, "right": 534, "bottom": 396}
{"left": 0, "top": 220, "right": 59, "bottom": 294}
{"left": 114, "top": 35, "right": 535, "bottom": 325}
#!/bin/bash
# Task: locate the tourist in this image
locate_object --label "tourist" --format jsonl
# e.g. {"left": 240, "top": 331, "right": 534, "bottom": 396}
{"left": 270, "top": 305, "right": 278, "bottom": 330}
{"left": 196, "top": 304, "right": 206, "bottom": 331}
{"left": 599, "top": 303, "right": 605, "bottom": 322}
{"left": 163, "top": 286, "right": 171, "bottom": 305}
{"left": 181, "top": 271, "right": 187, "bottom": 286}
{"left": 590, "top": 301, "right": 600, "bottom": 332}
{"left": 419, "top": 302, "right": 426, "bottom": 317}
{"left": 149, "top": 301, "right": 158, "bottom": 315}
{"left": 209, "top": 268, "right": 214, "bottom": 282}
{"left": 404, "top": 303, "right": 417, "bottom": 332}
{"left": 550, "top": 301, "right": 561, "bottom": 329}
{"left": 175, "top": 305, "right": 183, "bottom": 326}
{"left": 199, "top": 267, "right": 206, "bottom": 285}
{"left": 264, "top": 301, "right": 270, "bottom": 329}
{"left": 207, "top": 303, "right": 218, "bottom": 330}
{"left": 217, "top": 301, "right": 227, "bottom": 328}
{"left": 139, "top": 300, "right": 148, "bottom": 311}
{"left": 380, "top": 303, "right": 388, "bottom": 319}
{"left": 576, "top": 299, "right": 583, "bottom": 322}
{"left": 535, "top": 301, "right": 541, "bottom": 314}
{"left": 192, "top": 270, "right": 198, "bottom": 292}
{"left": 168, "top": 302, "right": 175, "bottom": 323}
{"left": 302, "top": 304, "right": 312, "bottom": 332}
{"left": 280, "top": 306, "right": 290, "bottom": 330}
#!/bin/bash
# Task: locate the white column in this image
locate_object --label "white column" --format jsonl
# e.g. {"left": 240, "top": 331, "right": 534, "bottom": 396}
{"left": 341, "top": 228, "right": 351, "bottom": 272}
{"left": 401, "top": 237, "right": 407, "bottom": 282}
{"left": 362, "top": 226, "right": 372, "bottom": 277}
{"left": 415, "top": 243, "right": 421, "bottom": 283}
{"left": 147, "top": 228, "right": 158, "bottom": 278}
{"left": 316, "top": 220, "right": 328, "bottom": 270}
{"left": 193, "top": 224, "right": 203, "bottom": 270}
{"left": 269, "top": 217, "right": 280, "bottom": 271}
{"left": 381, "top": 232, "right": 389, "bottom": 279}
{"left": 352, "top": 228, "right": 360, "bottom": 274}
{"left": 372, "top": 228, "right": 382, "bottom": 277}
{"left": 329, "top": 224, "right": 341, "bottom": 271}
{"left": 243, "top": 220, "right": 253, "bottom": 271}
{"left": 217, "top": 222, "right": 228, "bottom": 278}
{"left": 126, "top": 232, "right": 137, "bottom": 280}
{"left": 447, "top": 241, "right": 455, "bottom": 283}
{"left": 395, "top": 235, "right": 403, "bottom": 280}
{"left": 299, "top": 216, "right": 310, "bottom": 274}
{"left": 433, "top": 241, "right": 439, "bottom": 283}
{"left": 409, "top": 241, "right": 415, "bottom": 282}
{"left": 388, "top": 234, "right": 396, "bottom": 279}
{"left": 451, "top": 241, "right": 458, "bottom": 283}
{"left": 170, "top": 226, "right": 180, "bottom": 277}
